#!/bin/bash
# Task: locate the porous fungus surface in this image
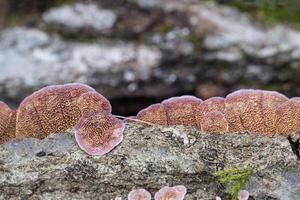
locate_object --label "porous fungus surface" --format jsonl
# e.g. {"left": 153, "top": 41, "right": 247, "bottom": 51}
{"left": 275, "top": 97, "right": 300, "bottom": 135}
{"left": 77, "top": 91, "right": 112, "bottom": 114}
{"left": 201, "top": 111, "right": 228, "bottom": 134}
{"left": 75, "top": 110, "right": 125, "bottom": 156}
{"left": 137, "top": 89, "right": 293, "bottom": 136}
{"left": 128, "top": 188, "right": 151, "bottom": 200}
{"left": 224, "top": 89, "right": 288, "bottom": 135}
{"left": 137, "top": 103, "right": 168, "bottom": 126}
{"left": 162, "top": 95, "right": 202, "bottom": 128}
{"left": 195, "top": 97, "right": 225, "bottom": 130}
{"left": 0, "top": 102, "right": 16, "bottom": 143}
{"left": 16, "top": 83, "right": 95, "bottom": 139}
{"left": 154, "top": 185, "right": 187, "bottom": 200}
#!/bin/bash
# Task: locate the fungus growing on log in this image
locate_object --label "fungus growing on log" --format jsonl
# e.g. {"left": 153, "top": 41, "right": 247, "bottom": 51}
{"left": 15, "top": 83, "right": 94, "bottom": 139}
{"left": 0, "top": 102, "right": 16, "bottom": 144}
{"left": 128, "top": 188, "right": 151, "bottom": 200}
{"left": 224, "top": 89, "right": 288, "bottom": 135}
{"left": 238, "top": 190, "right": 250, "bottom": 200}
{"left": 77, "top": 91, "right": 112, "bottom": 114}
{"left": 75, "top": 110, "right": 125, "bottom": 156}
{"left": 154, "top": 185, "right": 187, "bottom": 200}
{"left": 137, "top": 103, "right": 168, "bottom": 126}
{"left": 162, "top": 96, "right": 202, "bottom": 128}
{"left": 195, "top": 97, "right": 225, "bottom": 131}
{"left": 201, "top": 111, "right": 228, "bottom": 133}
{"left": 276, "top": 97, "right": 300, "bottom": 135}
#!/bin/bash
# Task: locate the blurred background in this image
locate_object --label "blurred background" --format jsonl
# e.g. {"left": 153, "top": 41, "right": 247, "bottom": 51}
{"left": 1, "top": 0, "right": 300, "bottom": 116}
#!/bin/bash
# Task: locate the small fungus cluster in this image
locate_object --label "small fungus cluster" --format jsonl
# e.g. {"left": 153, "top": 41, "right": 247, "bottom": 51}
{"left": 1, "top": 85, "right": 300, "bottom": 156}
{"left": 128, "top": 185, "right": 187, "bottom": 200}
{"left": 137, "top": 89, "right": 299, "bottom": 136}
{"left": 0, "top": 83, "right": 124, "bottom": 156}
{"left": 127, "top": 186, "right": 249, "bottom": 200}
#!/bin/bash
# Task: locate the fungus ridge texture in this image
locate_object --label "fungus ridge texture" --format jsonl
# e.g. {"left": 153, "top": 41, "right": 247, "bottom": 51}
{"left": 137, "top": 89, "right": 295, "bottom": 136}
{"left": 75, "top": 110, "right": 125, "bottom": 156}
{"left": 0, "top": 102, "right": 16, "bottom": 143}
{"left": 15, "top": 83, "right": 95, "bottom": 139}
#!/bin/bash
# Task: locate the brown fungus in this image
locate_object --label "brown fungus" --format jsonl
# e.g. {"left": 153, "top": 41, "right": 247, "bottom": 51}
{"left": 75, "top": 110, "right": 125, "bottom": 156}
{"left": 225, "top": 89, "right": 288, "bottom": 135}
{"left": 162, "top": 95, "right": 202, "bottom": 128}
{"left": 137, "top": 103, "right": 168, "bottom": 126}
{"left": 195, "top": 97, "right": 225, "bottom": 131}
{"left": 15, "top": 83, "right": 95, "bottom": 139}
{"left": 0, "top": 102, "right": 16, "bottom": 144}
{"left": 77, "top": 91, "right": 112, "bottom": 114}
{"left": 201, "top": 111, "right": 228, "bottom": 133}
{"left": 276, "top": 97, "right": 300, "bottom": 135}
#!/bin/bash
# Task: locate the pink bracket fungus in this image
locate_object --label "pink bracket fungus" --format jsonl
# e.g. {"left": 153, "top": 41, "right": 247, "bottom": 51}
{"left": 238, "top": 190, "right": 250, "bottom": 200}
{"left": 195, "top": 97, "right": 226, "bottom": 132}
{"left": 162, "top": 95, "right": 202, "bottom": 128}
{"left": 75, "top": 110, "right": 125, "bottom": 156}
{"left": 275, "top": 97, "right": 300, "bottom": 135}
{"left": 15, "top": 83, "right": 95, "bottom": 139}
{"left": 77, "top": 91, "right": 112, "bottom": 114}
{"left": 154, "top": 185, "right": 187, "bottom": 200}
{"left": 137, "top": 103, "right": 168, "bottom": 127}
{"left": 224, "top": 89, "right": 288, "bottom": 135}
{"left": 0, "top": 102, "right": 16, "bottom": 144}
{"left": 128, "top": 188, "right": 151, "bottom": 200}
{"left": 201, "top": 111, "right": 228, "bottom": 134}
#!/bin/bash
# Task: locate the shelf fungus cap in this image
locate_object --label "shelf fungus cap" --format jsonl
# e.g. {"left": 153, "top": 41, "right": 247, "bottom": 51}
{"left": 0, "top": 102, "right": 16, "bottom": 144}
{"left": 137, "top": 103, "right": 168, "bottom": 126}
{"left": 16, "top": 83, "right": 95, "bottom": 139}
{"left": 77, "top": 91, "right": 112, "bottom": 114}
{"left": 238, "top": 190, "right": 250, "bottom": 200}
{"left": 276, "top": 97, "right": 300, "bottom": 135}
{"left": 75, "top": 110, "right": 125, "bottom": 156}
{"left": 225, "top": 89, "right": 288, "bottom": 135}
{"left": 162, "top": 95, "right": 202, "bottom": 128}
{"left": 154, "top": 185, "right": 187, "bottom": 200}
{"left": 196, "top": 97, "right": 225, "bottom": 131}
{"left": 201, "top": 111, "right": 228, "bottom": 133}
{"left": 128, "top": 188, "right": 151, "bottom": 200}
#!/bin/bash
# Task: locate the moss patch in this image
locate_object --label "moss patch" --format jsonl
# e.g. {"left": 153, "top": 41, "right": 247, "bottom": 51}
{"left": 213, "top": 167, "right": 253, "bottom": 200}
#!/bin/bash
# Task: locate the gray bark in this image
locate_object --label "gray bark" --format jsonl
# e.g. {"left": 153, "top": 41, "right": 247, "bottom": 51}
{"left": 0, "top": 124, "right": 299, "bottom": 200}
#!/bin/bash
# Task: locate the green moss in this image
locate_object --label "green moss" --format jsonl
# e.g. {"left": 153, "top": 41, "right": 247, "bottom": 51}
{"left": 213, "top": 167, "right": 253, "bottom": 200}
{"left": 157, "top": 23, "right": 174, "bottom": 33}
{"left": 225, "top": 0, "right": 300, "bottom": 30}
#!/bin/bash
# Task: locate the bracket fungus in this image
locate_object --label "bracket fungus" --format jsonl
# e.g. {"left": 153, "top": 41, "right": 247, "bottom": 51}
{"left": 225, "top": 89, "right": 288, "bottom": 135}
{"left": 0, "top": 102, "right": 16, "bottom": 144}
{"left": 154, "top": 185, "right": 187, "bottom": 200}
{"left": 238, "top": 190, "right": 250, "bottom": 200}
{"left": 128, "top": 188, "right": 151, "bottom": 200}
{"left": 137, "top": 103, "right": 168, "bottom": 127}
{"left": 75, "top": 110, "right": 125, "bottom": 156}
{"left": 162, "top": 95, "right": 202, "bottom": 128}
{"left": 15, "top": 83, "right": 95, "bottom": 139}
{"left": 136, "top": 89, "right": 296, "bottom": 136}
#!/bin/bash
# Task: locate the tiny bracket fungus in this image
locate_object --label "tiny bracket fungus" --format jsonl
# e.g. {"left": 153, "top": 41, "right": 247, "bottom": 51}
{"left": 75, "top": 110, "right": 125, "bottom": 156}
{"left": 0, "top": 101, "right": 16, "bottom": 144}
{"left": 128, "top": 188, "right": 151, "bottom": 200}
{"left": 154, "top": 185, "right": 187, "bottom": 200}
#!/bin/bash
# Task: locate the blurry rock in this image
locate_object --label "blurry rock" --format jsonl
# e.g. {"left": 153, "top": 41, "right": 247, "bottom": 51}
{"left": 43, "top": 3, "right": 117, "bottom": 33}
{"left": 0, "top": 27, "right": 162, "bottom": 102}
{"left": 0, "top": 124, "right": 299, "bottom": 199}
